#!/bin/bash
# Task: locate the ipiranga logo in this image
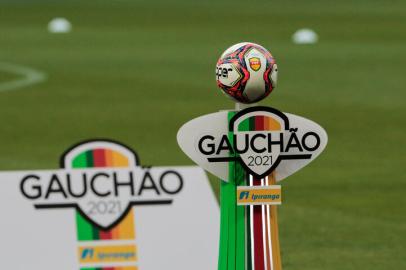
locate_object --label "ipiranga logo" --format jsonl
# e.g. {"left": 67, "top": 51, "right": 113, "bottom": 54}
{"left": 237, "top": 185, "right": 281, "bottom": 206}
{"left": 79, "top": 245, "right": 137, "bottom": 263}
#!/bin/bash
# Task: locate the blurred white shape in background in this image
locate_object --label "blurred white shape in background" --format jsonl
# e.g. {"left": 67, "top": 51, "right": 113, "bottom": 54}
{"left": 48, "top": 18, "right": 72, "bottom": 33}
{"left": 292, "top": 28, "right": 318, "bottom": 44}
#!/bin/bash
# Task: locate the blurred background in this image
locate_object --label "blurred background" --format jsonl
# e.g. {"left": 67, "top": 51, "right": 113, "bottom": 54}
{"left": 0, "top": 0, "right": 405, "bottom": 268}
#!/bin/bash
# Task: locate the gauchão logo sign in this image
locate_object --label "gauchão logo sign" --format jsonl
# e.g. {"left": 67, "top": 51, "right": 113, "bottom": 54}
{"left": 197, "top": 107, "right": 321, "bottom": 178}
{"left": 0, "top": 139, "right": 219, "bottom": 270}
{"left": 20, "top": 139, "right": 184, "bottom": 230}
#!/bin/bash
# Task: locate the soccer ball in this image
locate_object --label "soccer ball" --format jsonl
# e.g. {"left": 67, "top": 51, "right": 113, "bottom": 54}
{"left": 215, "top": 42, "right": 278, "bottom": 104}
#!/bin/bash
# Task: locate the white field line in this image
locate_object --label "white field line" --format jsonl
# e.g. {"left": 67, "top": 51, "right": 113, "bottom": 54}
{"left": 0, "top": 62, "right": 47, "bottom": 93}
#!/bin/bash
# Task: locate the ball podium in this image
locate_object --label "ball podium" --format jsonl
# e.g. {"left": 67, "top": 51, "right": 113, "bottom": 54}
{"left": 177, "top": 104, "right": 327, "bottom": 270}
{"left": 177, "top": 42, "right": 327, "bottom": 270}
{"left": 218, "top": 107, "right": 282, "bottom": 270}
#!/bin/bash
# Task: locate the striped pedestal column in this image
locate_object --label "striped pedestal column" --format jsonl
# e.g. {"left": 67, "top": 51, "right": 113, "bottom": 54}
{"left": 71, "top": 148, "right": 138, "bottom": 270}
{"left": 218, "top": 111, "right": 282, "bottom": 270}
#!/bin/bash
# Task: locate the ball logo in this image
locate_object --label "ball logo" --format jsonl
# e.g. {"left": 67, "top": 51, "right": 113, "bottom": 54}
{"left": 249, "top": 57, "right": 261, "bottom": 71}
{"left": 215, "top": 63, "right": 243, "bottom": 87}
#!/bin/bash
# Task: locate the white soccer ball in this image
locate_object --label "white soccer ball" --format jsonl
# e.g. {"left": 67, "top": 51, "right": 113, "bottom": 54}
{"left": 215, "top": 42, "right": 278, "bottom": 104}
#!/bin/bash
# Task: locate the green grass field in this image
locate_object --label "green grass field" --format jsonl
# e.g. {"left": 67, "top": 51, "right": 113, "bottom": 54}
{"left": 0, "top": 0, "right": 405, "bottom": 268}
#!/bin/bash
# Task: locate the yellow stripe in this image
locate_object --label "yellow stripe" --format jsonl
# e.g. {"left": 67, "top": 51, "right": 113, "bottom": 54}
{"left": 110, "top": 148, "right": 133, "bottom": 240}
{"left": 118, "top": 208, "right": 136, "bottom": 239}
{"left": 264, "top": 202, "right": 271, "bottom": 270}
{"left": 267, "top": 116, "right": 281, "bottom": 131}
{"left": 269, "top": 173, "right": 282, "bottom": 270}
{"left": 112, "top": 151, "right": 129, "bottom": 167}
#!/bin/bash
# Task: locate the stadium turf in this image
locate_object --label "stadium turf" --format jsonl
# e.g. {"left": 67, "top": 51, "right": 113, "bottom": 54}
{"left": 0, "top": 0, "right": 405, "bottom": 268}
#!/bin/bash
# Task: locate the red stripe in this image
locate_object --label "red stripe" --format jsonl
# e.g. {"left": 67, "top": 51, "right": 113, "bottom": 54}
{"left": 253, "top": 178, "right": 265, "bottom": 270}
{"left": 103, "top": 267, "right": 115, "bottom": 270}
{"left": 93, "top": 149, "right": 107, "bottom": 167}
{"left": 255, "top": 115, "right": 265, "bottom": 131}
{"left": 99, "top": 229, "right": 112, "bottom": 240}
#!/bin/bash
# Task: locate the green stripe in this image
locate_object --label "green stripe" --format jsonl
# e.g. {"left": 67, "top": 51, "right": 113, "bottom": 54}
{"left": 235, "top": 162, "right": 246, "bottom": 270}
{"left": 239, "top": 118, "right": 250, "bottom": 132}
{"left": 246, "top": 200, "right": 252, "bottom": 270}
{"left": 249, "top": 116, "right": 256, "bottom": 131}
{"left": 237, "top": 112, "right": 250, "bottom": 270}
{"left": 238, "top": 116, "right": 256, "bottom": 131}
{"left": 238, "top": 118, "right": 249, "bottom": 132}
{"left": 73, "top": 152, "right": 94, "bottom": 241}
{"left": 227, "top": 111, "right": 238, "bottom": 270}
{"left": 76, "top": 212, "right": 94, "bottom": 241}
{"left": 218, "top": 180, "right": 230, "bottom": 270}
{"left": 227, "top": 164, "right": 236, "bottom": 270}
{"left": 219, "top": 111, "right": 248, "bottom": 270}
{"left": 85, "top": 150, "right": 94, "bottom": 167}
{"left": 92, "top": 225, "right": 100, "bottom": 240}
{"left": 219, "top": 111, "right": 236, "bottom": 270}
{"left": 73, "top": 151, "right": 98, "bottom": 241}
{"left": 72, "top": 152, "right": 88, "bottom": 168}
